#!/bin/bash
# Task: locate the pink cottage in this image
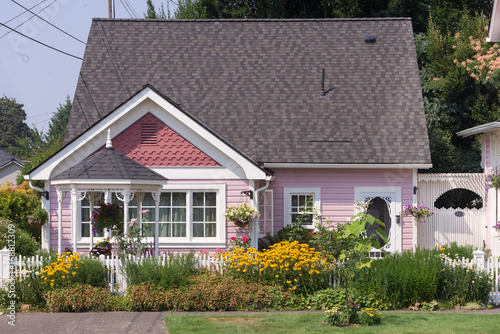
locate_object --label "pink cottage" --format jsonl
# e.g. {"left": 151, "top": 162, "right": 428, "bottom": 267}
{"left": 25, "top": 18, "right": 431, "bottom": 256}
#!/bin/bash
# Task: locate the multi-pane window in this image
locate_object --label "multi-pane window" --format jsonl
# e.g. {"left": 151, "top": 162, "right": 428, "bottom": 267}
{"left": 80, "top": 189, "right": 219, "bottom": 241}
{"left": 158, "top": 192, "right": 187, "bottom": 237}
{"left": 290, "top": 194, "right": 314, "bottom": 225}
{"left": 193, "top": 192, "right": 217, "bottom": 237}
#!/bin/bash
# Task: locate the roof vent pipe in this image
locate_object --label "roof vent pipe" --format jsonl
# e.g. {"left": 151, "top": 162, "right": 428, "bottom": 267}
{"left": 364, "top": 35, "right": 376, "bottom": 43}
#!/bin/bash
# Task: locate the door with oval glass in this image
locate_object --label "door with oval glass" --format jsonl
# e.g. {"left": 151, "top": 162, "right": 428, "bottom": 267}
{"left": 354, "top": 187, "right": 401, "bottom": 257}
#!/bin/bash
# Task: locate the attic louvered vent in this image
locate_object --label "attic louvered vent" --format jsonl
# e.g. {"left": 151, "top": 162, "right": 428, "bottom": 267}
{"left": 364, "top": 35, "right": 376, "bottom": 43}
{"left": 141, "top": 123, "right": 157, "bottom": 145}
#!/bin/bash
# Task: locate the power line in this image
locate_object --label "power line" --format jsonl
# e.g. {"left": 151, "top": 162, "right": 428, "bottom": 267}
{"left": 11, "top": 0, "right": 86, "bottom": 45}
{"left": 0, "top": 21, "right": 83, "bottom": 60}
{"left": 3, "top": 0, "right": 48, "bottom": 25}
{"left": 27, "top": 112, "right": 54, "bottom": 119}
{"left": 0, "top": 0, "right": 58, "bottom": 41}
{"left": 123, "top": 0, "right": 139, "bottom": 18}
{"left": 118, "top": 0, "right": 135, "bottom": 18}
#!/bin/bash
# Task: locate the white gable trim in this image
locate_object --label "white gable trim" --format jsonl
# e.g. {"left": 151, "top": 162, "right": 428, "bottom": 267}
{"left": 27, "top": 87, "right": 268, "bottom": 181}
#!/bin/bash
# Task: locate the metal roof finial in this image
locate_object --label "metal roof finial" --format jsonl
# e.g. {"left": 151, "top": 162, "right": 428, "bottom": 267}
{"left": 106, "top": 128, "right": 113, "bottom": 148}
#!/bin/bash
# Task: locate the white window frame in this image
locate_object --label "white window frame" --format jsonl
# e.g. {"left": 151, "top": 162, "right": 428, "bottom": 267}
{"left": 283, "top": 187, "right": 321, "bottom": 229}
{"left": 78, "top": 183, "right": 226, "bottom": 248}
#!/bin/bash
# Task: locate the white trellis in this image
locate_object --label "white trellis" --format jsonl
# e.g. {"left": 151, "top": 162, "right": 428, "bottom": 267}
{"left": 417, "top": 173, "right": 487, "bottom": 250}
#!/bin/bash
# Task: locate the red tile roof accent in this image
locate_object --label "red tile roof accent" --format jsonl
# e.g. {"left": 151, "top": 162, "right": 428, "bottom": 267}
{"left": 112, "top": 113, "right": 220, "bottom": 167}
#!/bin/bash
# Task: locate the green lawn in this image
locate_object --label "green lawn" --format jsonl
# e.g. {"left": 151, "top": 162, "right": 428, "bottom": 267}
{"left": 165, "top": 312, "right": 500, "bottom": 334}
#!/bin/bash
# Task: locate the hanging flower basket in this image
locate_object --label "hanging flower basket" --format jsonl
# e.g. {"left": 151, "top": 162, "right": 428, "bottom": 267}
{"left": 91, "top": 202, "right": 124, "bottom": 234}
{"left": 401, "top": 204, "right": 434, "bottom": 223}
{"left": 225, "top": 202, "right": 259, "bottom": 227}
{"left": 27, "top": 206, "right": 49, "bottom": 227}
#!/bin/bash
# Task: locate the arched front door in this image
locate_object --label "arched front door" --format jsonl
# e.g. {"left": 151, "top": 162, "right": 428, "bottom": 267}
{"left": 355, "top": 187, "right": 402, "bottom": 256}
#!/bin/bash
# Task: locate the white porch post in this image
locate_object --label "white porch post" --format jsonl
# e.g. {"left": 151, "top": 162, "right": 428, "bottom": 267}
{"left": 56, "top": 189, "right": 66, "bottom": 255}
{"left": 135, "top": 192, "right": 145, "bottom": 231}
{"left": 70, "top": 185, "right": 78, "bottom": 253}
{"left": 104, "top": 190, "right": 111, "bottom": 239}
{"left": 151, "top": 191, "right": 161, "bottom": 257}
{"left": 41, "top": 180, "right": 51, "bottom": 250}
{"left": 121, "top": 190, "right": 132, "bottom": 236}
{"left": 249, "top": 180, "right": 258, "bottom": 249}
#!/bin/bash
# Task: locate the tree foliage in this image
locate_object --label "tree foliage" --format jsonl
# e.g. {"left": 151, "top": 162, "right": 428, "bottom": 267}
{"left": 144, "top": 0, "right": 167, "bottom": 18}
{"left": 418, "top": 12, "right": 496, "bottom": 172}
{"left": 0, "top": 96, "right": 32, "bottom": 153}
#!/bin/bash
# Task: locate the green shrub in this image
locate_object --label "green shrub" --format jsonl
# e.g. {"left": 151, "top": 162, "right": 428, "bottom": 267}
{"left": 45, "top": 284, "right": 114, "bottom": 312}
{"left": 258, "top": 222, "right": 313, "bottom": 250}
{"left": 123, "top": 252, "right": 197, "bottom": 289}
{"left": 436, "top": 242, "right": 475, "bottom": 259}
{"left": 439, "top": 261, "right": 491, "bottom": 305}
{"left": 0, "top": 218, "right": 40, "bottom": 256}
{"left": 72, "top": 256, "right": 108, "bottom": 288}
{"left": 127, "top": 271, "right": 289, "bottom": 311}
{"left": 359, "top": 308, "right": 382, "bottom": 325}
{"left": 0, "top": 289, "right": 9, "bottom": 310}
{"left": 351, "top": 248, "right": 443, "bottom": 308}
{"left": 305, "top": 288, "right": 345, "bottom": 310}
{"left": 14, "top": 273, "right": 46, "bottom": 308}
{"left": 127, "top": 283, "right": 172, "bottom": 311}
{"left": 173, "top": 271, "right": 289, "bottom": 311}
{"left": 13, "top": 251, "right": 58, "bottom": 308}
{"left": 0, "top": 182, "right": 40, "bottom": 241}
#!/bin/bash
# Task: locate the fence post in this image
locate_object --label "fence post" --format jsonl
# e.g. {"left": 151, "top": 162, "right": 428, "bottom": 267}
{"left": 0, "top": 247, "right": 11, "bottom": 288}
{"left": 473, "top": 249, "right": 485, "bottom": 270}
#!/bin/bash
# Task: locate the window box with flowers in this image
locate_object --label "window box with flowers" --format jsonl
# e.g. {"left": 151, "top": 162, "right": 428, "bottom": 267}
{"left": 225, "top": 202, "right": 259, "bottom": 227}
{"left": 402, "top": 204, "right": 434, "bottom": 223}
{"left": 91, "top": 202, "right": 124, "bottom": 235}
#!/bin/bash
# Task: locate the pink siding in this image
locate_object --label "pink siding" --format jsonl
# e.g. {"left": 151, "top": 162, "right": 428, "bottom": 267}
{"left": 48, "top": 170, "right": 415, "bottom": 253}
{"left": 269, "top": 168, "right": 414, "bottom": 251}
{"left": 49, "top": 184, "right": 72, "bottom": 251}
{"left": 110, "top": 112, "right": 220, "bottom": 167}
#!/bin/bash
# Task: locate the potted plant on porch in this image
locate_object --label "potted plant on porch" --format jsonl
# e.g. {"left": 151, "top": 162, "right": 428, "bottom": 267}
{"left": 27, "top": 206, "right": 49, "bottom": 227}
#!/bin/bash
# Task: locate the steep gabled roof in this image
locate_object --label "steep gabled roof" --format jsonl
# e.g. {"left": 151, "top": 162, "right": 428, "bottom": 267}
{"left": 65, "top": 18, "right": 431, "bottom": 166}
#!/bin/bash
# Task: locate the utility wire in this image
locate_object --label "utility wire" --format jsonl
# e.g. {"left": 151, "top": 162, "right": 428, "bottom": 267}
{"left": 118, "top": 0, "right": 135, "bottom": 18}
{"left": 0, "top": 0, "right": 57, "bottom": 41}
{"left": 0, "top": 22, "right": 83, "bottom": 60}
{"left": 123, "top": 0, "right": 139, "bottom": 18}
{"left": 27, "top": 112, "right": 54, "bottom": 119}
{"left": 11, "top": 0, "right": 86, "bottom": 45}
{"left": 3, "top": 0, "right": 47, "bottom": 25}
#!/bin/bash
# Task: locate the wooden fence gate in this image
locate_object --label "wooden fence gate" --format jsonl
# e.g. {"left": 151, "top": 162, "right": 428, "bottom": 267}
{"left": 417, "top": 173, "right": 486, "bottom": 249}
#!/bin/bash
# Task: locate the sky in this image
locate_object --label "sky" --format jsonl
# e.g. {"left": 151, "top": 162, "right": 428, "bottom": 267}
{"left": 0, "top": 0, "right": 177, "bottom": 133}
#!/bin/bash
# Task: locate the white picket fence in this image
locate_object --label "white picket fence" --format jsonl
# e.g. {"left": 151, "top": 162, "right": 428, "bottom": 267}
{"left": 0, "top": 248, "right": 224, "bottom": 294}
{"left": 1, "top": 248, "right": 499, "bottom": 305}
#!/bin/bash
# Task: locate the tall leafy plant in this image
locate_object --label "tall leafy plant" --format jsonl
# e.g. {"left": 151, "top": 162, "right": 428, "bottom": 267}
{"left": 332, "top": 202, "right": 388, "bottom": 324}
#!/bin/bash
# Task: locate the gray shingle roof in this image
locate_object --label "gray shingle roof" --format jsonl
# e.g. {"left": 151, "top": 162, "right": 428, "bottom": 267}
{"left": 52, "top": 147, "right": 167, "bottom": 180}
{"left": 65, "top": 18, "right": 431, "bottom": 165}
{"left": 0, "top": 149, "right": 22, "bottom": 168}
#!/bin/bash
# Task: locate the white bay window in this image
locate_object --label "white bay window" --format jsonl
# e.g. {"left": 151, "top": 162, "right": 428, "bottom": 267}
{"left": 79, "top": 184, "right": 226, "bottom": 246}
